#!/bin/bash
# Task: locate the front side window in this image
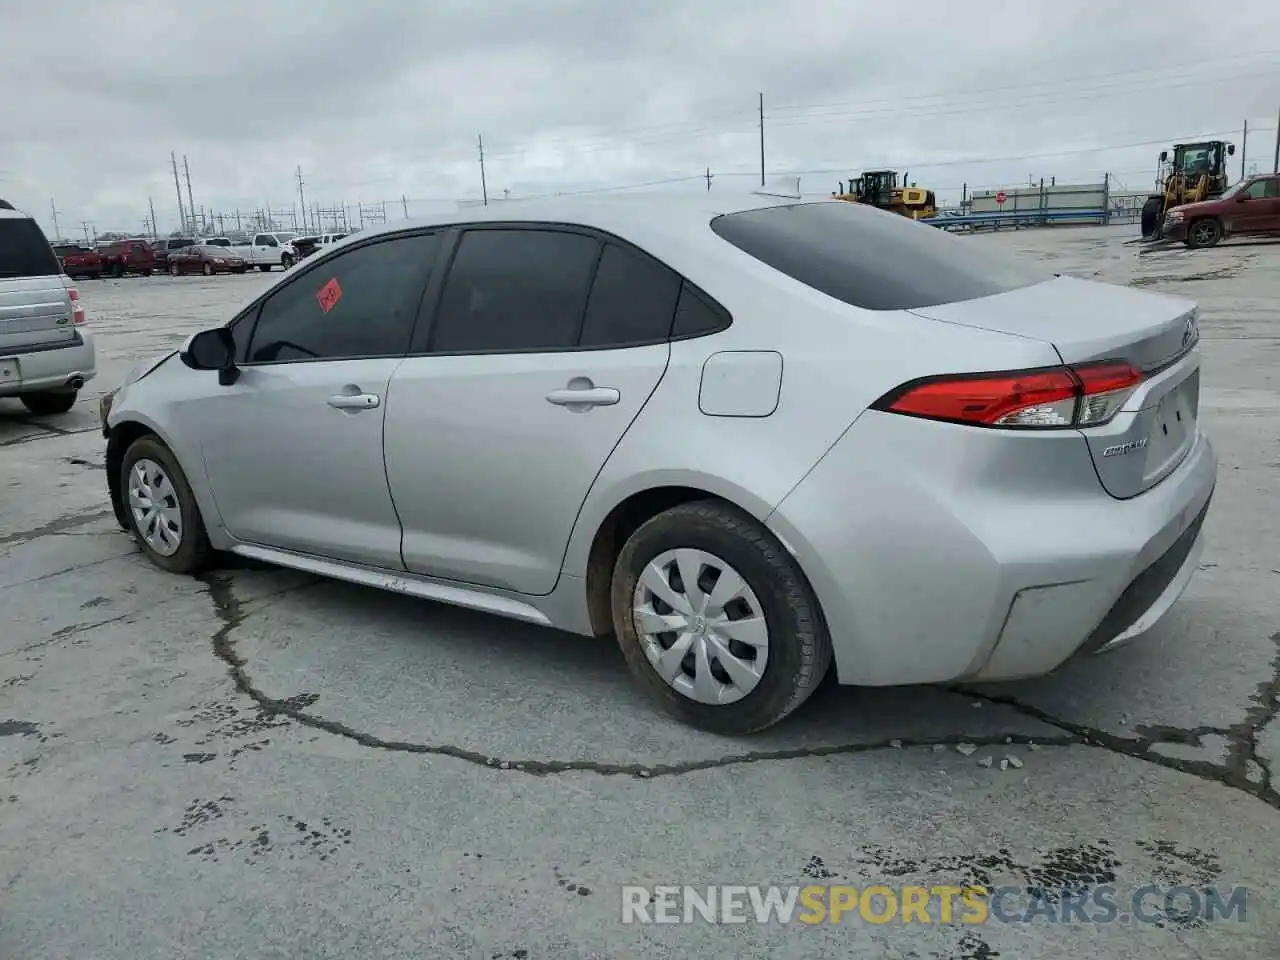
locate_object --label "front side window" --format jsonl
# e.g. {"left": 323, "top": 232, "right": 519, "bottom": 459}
{"left": 429, "top": 228, "right": 600, "bottom": 353}
{"left": 1242, "top": 179, "right": 1270, "bottom": 199}
{"left": 245, "top": 233, "right": 437, "bottom": 364}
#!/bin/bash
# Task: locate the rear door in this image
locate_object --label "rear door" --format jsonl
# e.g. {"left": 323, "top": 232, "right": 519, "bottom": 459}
{"left": 0, "top": 214, "right": 75, "bottom": 357}
{"left": 383, "top": 226, "right": 678, "bottom": 595}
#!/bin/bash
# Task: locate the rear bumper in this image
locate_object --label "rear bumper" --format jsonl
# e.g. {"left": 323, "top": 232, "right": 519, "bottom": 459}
{"left": 766, "top": 410, "right": 1218, "bottom": 686}
{"left": 0, "top": 329, "right": 97, "bottom": 397}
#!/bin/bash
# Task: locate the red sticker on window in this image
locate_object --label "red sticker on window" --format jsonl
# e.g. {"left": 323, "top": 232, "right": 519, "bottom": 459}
{"left": 317, "top": 277, "right": 342, "bottom": 314}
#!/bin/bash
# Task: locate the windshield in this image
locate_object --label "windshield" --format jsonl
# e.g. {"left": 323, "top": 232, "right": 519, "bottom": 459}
{"left": 710, "top": 201, "right": 1047, "bottom": 311}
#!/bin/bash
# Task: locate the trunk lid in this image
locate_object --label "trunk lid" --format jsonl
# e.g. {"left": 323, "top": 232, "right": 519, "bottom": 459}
{"left": 0, "top": 275, "right": 77, "bottom": 351}
{"left": 910, "top": 276, "right": 1201, "bottom": 499}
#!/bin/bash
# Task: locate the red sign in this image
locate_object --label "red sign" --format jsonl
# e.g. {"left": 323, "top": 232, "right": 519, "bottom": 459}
{"left": 995, "top": 191, "right": 1007, "bottom": 206}
{"left": 316, "top": 277, "right": 342, "bottom": 314}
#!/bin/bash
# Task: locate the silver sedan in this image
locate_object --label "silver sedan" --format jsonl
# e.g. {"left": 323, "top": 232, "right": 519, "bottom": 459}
{"left": 99, "top": 195, "right": 1216, "bottom": 734}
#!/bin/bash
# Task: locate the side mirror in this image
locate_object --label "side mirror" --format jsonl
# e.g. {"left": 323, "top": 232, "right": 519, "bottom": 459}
{"left": 180, "top": 328, "right": 240, "bottom": 385}
{"left": 1237, "top": 194, "right": 1249, "bottom": 202}
{"left": 1227, "top": 144, "right": 1236, "bottom": 156}
{"left": 1159, "top": 151, "right": 1168, "bottom": 163}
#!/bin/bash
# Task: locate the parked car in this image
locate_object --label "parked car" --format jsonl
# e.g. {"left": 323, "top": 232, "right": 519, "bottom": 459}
{"left": 99, "top": 238, "right": 157, "bottom": 277}
{"left": 1, "top": 199, "right": 96, "bottom": 414}
{"left": 100, "top": 196, "right": 1215, "bottom": 734}
{"left": 229, "top": 232, "right": 299, "bottom": 271}
{"left": 52, "top": 243, "right": 103, "bottom": 280}
{"left": 1162, "top": 173, "right": 1280, "bottom": 248}
{"left": 167, "top": 244, "right": 247, "bottom": 276}
{"left": 154, "top": 237, "right": 197, "bottom": 270}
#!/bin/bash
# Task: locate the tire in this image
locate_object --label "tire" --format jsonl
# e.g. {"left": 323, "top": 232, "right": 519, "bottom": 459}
{"left": 610, "top": 500, "right": 832, "bottom": 735}
{"left": 258, "top": 264, "right": 271, "bottom": 272}
{"left": 1186, "top": 218, "right": 1222, "bottom": 249}
{"left": 114, "top": 263, "right": 124, "bottom": 278}
{"left": 202, "top": 263, "right": 213, "bottom": 276}
{"left": 119, "top": 435, "right": 210, "bottom": 574}
{"left": 20, "top": 389, "right": 77, "bottom": 415}
{"left": 1140, "top": 197, "right": 1164, "bottom": 239}
{"left": 170, "top": 262, "right": 180, "bottom": 276}
{"left": 281, "top": 252, "right": 294, "bottom": 269}
{"left": 142, "top": 269, "right": 153, "bottom": 277}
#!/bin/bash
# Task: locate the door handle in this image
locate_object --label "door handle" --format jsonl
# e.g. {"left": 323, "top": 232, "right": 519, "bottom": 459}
{"left": 546, "top": 386, "right": 620, "bottom": 408}
{"left": 327, "top": 393, "right": 380, "bottom": 410}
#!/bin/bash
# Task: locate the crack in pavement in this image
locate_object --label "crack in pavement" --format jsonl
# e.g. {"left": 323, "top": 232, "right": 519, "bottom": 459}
{"left": 197, "top": 570, "right": 1280, "bottom": 797}
{"left": 0, "top": 508, "right": 116, "bottom": 547}
{"left": 950, "top": 652, "right": 1280, "bottom": 811}
{"left": 0, "top": 425, "right": 101, "bottom": 447}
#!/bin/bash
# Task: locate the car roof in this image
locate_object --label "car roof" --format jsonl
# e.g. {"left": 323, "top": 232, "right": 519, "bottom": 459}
{"left": 352, "top": 193, "right": 815, "bottom": 244}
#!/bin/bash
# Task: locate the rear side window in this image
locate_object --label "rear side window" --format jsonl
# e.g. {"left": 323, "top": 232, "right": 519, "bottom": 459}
{"left": 672, "top": 282, "right": 730, "bottom": 338}
{"left": 429, "top": 228, "right": 600, "bottom": 353}
{"left": 578, "top": 242, "right": 682, "bottom": 347}
{"left": 0, "top": 218, "right": 61, "bottom": 278}
{"left": 709, "top": 202, "right": 1046, "bottom": 311}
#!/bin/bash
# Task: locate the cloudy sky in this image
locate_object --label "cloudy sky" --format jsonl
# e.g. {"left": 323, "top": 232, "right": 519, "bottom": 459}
{"left": 2, "top": 0, "right": 1278, "bottom": 238}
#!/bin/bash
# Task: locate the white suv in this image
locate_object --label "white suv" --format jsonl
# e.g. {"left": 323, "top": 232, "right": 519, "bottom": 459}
{"left": 0, "top": 199, "right": 96, "bottom": 414}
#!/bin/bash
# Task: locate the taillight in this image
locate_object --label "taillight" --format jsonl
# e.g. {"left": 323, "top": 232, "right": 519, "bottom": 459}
{"left": 874, "top": 361, "right": 1144, "bottom": 429}
{"left": 69, "top": 287, "right": 86, "bottom": 325}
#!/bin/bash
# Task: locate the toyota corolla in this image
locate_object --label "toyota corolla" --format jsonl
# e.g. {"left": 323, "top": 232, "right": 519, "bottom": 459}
{"left": 99, "top": 195, "right": 1216, "bottom": 734}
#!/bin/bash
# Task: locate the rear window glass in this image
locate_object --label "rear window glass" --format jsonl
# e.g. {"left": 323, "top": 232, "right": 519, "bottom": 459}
{"left": 709, "top": 202, "right": 1046, "bottom": 311}
{"left": 0, "top": 218, "right": 61, "bottom": 278}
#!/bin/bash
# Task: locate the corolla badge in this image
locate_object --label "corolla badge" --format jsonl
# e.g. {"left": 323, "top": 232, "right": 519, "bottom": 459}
{"left": 1102, "top": 437, "right": 1149, "bottom": 458}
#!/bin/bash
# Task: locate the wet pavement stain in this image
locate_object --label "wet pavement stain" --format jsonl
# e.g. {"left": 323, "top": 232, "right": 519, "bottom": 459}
{"left": 0, "top": 720, "right": 41, "bottom": 738}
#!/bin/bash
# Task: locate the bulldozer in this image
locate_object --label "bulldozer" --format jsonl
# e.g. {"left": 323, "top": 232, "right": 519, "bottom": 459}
{"left": 1140, "top": 140, "right": 1235, "bottom": 240}
{"left": 833, "top": 170, "right": 937, "bottom": 219}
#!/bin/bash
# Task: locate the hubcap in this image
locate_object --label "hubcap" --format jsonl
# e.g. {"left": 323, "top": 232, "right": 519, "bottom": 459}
{"left": 632, "top": 548, "right": 769, "bottom": 705}
{"left": 127, "top": 458, "right": 183, "bottom": 556}
{"left": 1193, "top": 223, "right": 1214, "bottom": 243}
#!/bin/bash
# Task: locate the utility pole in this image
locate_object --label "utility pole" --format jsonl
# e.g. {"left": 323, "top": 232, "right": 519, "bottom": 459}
{"left": 1241, "top": 120, "right": 1248, "bottom": 181}
{"left": 402, "top": 194, "right": 408, "bottom": 218}
{"left": 81, "top": 220, "right": 91, "bottom": 245}
{"left": 49, "top": 199, "right": 61, "bottom": 240}
{"left": 183, "top": 155, "right": 195, "bottom": 233}
{"left": 148, "top": 197, "right": 158, "bottom": 239}
{"left": 478, "top": 134, "right": 488, "bottom": 206}
{"left": 1273, "top": 103, "right": 1279, "bottom": 173}
{"left": 171, "top": 152, "right": 186, "bottom": 232}
{"left": 758, "top": 93, "right": 765, "bottom": 187}
{"left": 705, "top": 167, "right": 713, "bottom": 191}
{"left": 296, "top": 166, "right": 307, "bottom": 231}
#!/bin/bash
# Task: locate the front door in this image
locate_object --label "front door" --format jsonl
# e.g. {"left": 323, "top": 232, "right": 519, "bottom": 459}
{"left": 192, "top": 231, "right": 441, "bottom": 567}
{"left": 384, "top": 227, "right": 682, "bottom": 595}
{"left": 1227, "top": 177, "right": 1277, "bottom": 235}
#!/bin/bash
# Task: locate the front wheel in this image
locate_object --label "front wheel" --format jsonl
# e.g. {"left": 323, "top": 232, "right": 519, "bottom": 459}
{"left": 610, "top": 500, "right": 832, "bottom": 735}
{"left": 281, "top": 253, "right": 294, "bottom": 269}
{"left": 169, "top": 263, "right": 180, "bottom": 276}
{"left": 120, "top": 435, "right": 210, "bottom": 574}
{"left": 20, "top": 389, "right": 77, "bottom": 415}
{"left": 202, "top": 263, "right": 213, "bottom": 276}
{"left": 258, "top": 264, "right": 271, "bottom": 272}
{"left": 1186, "top": 218, "right": 1222, "bottom": 249}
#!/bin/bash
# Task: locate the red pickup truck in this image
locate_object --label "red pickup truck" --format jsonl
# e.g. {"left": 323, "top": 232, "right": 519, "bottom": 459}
{"left": 97, "top": 238, "right": 157, "bottom": 277}
{"left": 1162, "top": 173, "right": 1280, "bottom": 248}
{"left": 51, "top": 243, "right": 103, "bottom": 280}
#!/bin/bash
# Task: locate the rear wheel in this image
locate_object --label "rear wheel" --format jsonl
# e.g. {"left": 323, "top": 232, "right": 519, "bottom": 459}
{"left": 281, "top": 252, "right": 294, "bottom": 269}
{"left": 610, "top": 500, "right": 832, "bottom": 735}
{"left": 169, "top": 262, "right": 179, "bottom": 276}
{"left": 20, "top": 389, "right": 77, "bottom": 415}
{"left": 1186, "top": 218, "right": 1222, "bottom": 249}
{"left": 142, "top": 269, "right": 153, "bottom": 277}
{"left": 202, "top": 263, "right": 213, "bottom": 276}
{"left": 258, "top": 264, "right": 270, "bottom": 272}
{"left": 113, "top": 263, "right": 124, "bottom": 278}
{"left": 120, "top": 435, "right": 210, "bottom": 574}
